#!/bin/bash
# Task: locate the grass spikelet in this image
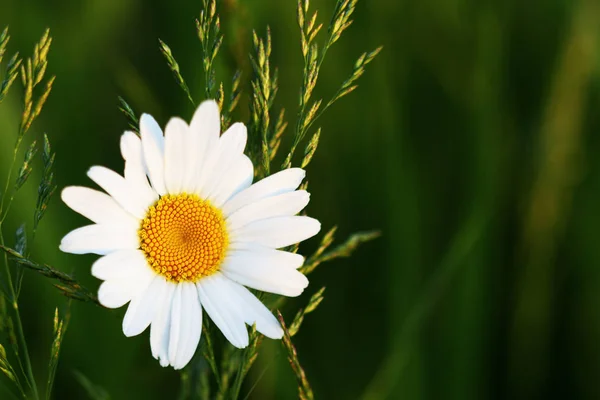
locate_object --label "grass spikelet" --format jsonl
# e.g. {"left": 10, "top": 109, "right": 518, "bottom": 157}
{"left": 159, "top": 39, "right": 195, "bottom": 106}
{"left": 277, "top": 311, "right": 314, "bottom": 400}
{"left": 301, "top": 229, "right": 380, "bottom": 275}
{"left": 289, "top": 287, "right": 326, "bottom": 337}
{"left": 33, "top": 134, "right": 56, "bottom": 232}
{"left": 117, "top": 96, "right": 139, "bottom": 134}
{"left": 196, "top": 0, "right": 222, "bottom": 99}
{"left": 14, "top": 141, "right": 37, "bottom": 191}
{"left": 249, "top": 27, "right": 279, "bottom": 178}
{"left": 46, "top": 305, "right": 70, "bottom": 398}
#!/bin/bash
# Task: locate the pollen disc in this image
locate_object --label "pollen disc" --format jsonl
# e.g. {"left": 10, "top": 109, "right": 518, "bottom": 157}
{"left": 139, "top": 194, "right": 228, "bottom": 282}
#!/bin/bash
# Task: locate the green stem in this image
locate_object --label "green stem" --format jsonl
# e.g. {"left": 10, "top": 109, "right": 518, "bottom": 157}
{"left": 0, "top": 137, "right": 21, "bottom": 218}
{"left": 0, "top": 229, "right": 38, "bottom": 400}
{"left": 0, "top": 133, "right": 38, "bottom": 399}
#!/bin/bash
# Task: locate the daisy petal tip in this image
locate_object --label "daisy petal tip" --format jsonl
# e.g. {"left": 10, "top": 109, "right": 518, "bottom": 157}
{"left": 159, "top": 358, "right": 170, "bottom": 368}
{"left": 200, "top": 99, "right": 219, "bottom": 112}
{"left": 58, "top": 241, "right": 69, "bottom": 254}
{"left": 271, "top": 325, "right": 284, "bottom": 339}
{"left": 60, "top": 186, "right": 74, "bottom": 202}
{"left": 122, "top": 324, "right": 139, "bottom": 338}
{"left": 139, "top": 113, "right": 155, "bottom": 125}
{"left": 304, "top": 217, "right": 322, "bottom": 239}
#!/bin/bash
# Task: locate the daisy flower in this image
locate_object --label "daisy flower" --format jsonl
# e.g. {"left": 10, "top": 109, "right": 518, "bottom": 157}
{"left": 60, "top": 100, "right": 320, "bottom": 369}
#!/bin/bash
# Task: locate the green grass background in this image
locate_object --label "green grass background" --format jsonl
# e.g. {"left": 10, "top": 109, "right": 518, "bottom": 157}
{"left": 2, "top": 0, "right": 600, "bottom": 398}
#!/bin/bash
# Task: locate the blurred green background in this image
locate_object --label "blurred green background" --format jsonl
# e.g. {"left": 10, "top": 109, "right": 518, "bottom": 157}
{"left": 2, "top": 0, "right": 600, "bottom": 398}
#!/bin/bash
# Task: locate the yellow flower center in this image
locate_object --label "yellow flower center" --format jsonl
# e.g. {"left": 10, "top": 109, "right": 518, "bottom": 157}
{"left": 138, "top": 193, "right": 228, "bottom": 282}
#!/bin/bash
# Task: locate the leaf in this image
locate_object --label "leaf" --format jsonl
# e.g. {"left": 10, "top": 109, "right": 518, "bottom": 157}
{"left": 73, "top": 371, "right": 110, "bottom": 400}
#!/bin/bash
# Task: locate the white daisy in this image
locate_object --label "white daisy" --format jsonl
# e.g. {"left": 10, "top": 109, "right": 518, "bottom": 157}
{"left": 60, "top": 100, "right": 320, "bottom": 369}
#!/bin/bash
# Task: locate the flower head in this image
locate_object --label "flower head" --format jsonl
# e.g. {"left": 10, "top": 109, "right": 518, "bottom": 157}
{"left": 60, "top": 100, "right": 320, "bottom": 369}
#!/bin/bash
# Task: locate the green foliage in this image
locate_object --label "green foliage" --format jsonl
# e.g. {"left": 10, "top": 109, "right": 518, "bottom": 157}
{"left": 196, "top": 0, "right": 222, "bottom": 99}
{"left": 14, "top": 140, "right": 36, "bottom": 192}
{"left": 33, "top": 134, "right": 56, "bottom": 232}
{"left": 46, "top": 306, "right": 70, "bottom": 399}
{"left": 0, "top": 245, "right": 100, "bottom": 305}
{"left": 220, "top": 70, "right": 242, "bottom": 130}
{"left": 288, "top": 287, "right": 325, "bottom": 337}
{"left": 117, "top": 96, "right": 139, "bottom": 134}
{"left": 0, "top": 27, "right": 22, "bottom": 105}
{"left": 159, "top": 39, "right": 195, "bottom": 106}
{"left": 18, "top": 28, "right": 54, "bottom": 138}
{"left": 283, "top": 0, "right": 380, "bottom": 169}
{"left": 249, "top": 27, "right": 279, "bottom": 178}
{"left": 301, "top": 228, "right": 381, "bottom": 275}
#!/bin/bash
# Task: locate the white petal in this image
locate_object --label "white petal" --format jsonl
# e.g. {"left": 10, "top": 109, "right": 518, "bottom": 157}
{"left": 196, "top": 123, "right": 247, "bottom": 198}
{"left": 140, "top": 113, "right": 167, "bottom": 196}
{"left": 225, "top": 242, "right": 305, "bottom": 269}
{"left": 226, "top": 190, "right": 310, "bottom": 231}
{"left": 168, "top": 282, "right": 202, "bottom": 369}
{"left": 209, "top": 155, "right": 254, "bottom": 207}
{"left": 164, "top": 117, "right": 188, "bottom": 194}
{"left": 197, "top": 274, "right": 249, "bottom": 348}
{"left": 151, "top": 281, "right": 176, "bottom": 366}
{"left": 61, "top": 186, "right": 138, "bottom": 226}
{"left": 87, "top": 166, "right": 154, "bottom": 219}
{"left": 231, "top": 216, "right": 321, "bottom": 249}
{"left": 167, "top": 284, "right": 183, "bottom": 367}
{"left": 60, "top": 224, "right": 138, "bottom": 255}
{"left": 222, "top": 168, "right": 306, "bottom": 216}
{"left": 120, "top": 131, "right": 156, "bottom": 199}
{"left": 91, "top": 249, "right": 151, "bottom": 281}
{"left": 220, "top": 250, "right": 309, "bottom": 297}
{"left": 185, "top": 100, "right": 220, "bottom": 191}
{"left": 122, "top": 276, "right": 167, "bottom": 337}
{"left": 221, "top": 277, "right": 283, "bottom": 339}
{"left": 97, "top": 267, "right": 155, "bottom": 309}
